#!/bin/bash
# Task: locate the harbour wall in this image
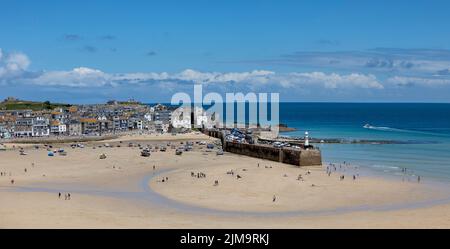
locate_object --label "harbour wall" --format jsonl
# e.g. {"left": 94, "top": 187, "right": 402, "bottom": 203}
{"left": 205, "top": 130, "right": 322, "bottom": 167}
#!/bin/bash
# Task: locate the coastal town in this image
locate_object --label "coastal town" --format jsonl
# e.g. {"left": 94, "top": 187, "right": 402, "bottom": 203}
{"left": 0, "top": 97, "right": 213, "bottom": 140}
{"left": 0, "top": 97, "right": 323, "bottom": 167}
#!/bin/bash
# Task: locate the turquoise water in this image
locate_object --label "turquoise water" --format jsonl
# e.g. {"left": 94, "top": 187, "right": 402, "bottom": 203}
{"left": 279, "top": 103, "right": 450, "bottom": 182}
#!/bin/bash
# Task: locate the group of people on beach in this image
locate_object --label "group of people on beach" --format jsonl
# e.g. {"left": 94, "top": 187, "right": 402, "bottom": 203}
{"left": 227, "top": 170, "right": 235, "bottom": 176}
{"left": 328, "top": 162, "right": 423, "bottom": 183}
{"left": 327, "top": 162, "right": 360, "bottom": 182}
{"left": 401, "top": 167, "right": 421, "bottom": 183}
{"left": 0, "top": 172, "right": 11, "bottom": 177}
{"left": 191, "top": 172, "right": 206, "bottom": 178}
{"left": 1, "top": 171, "right": 14, "bottom": 184}
{"left": 326, "top": 164, "right": 337, "bottom": 176}
{"left": 58, "top": 192, "right": 71, "bottom": 200}
{"left": 226, "top": 170, "right": 243, "bottom": 179}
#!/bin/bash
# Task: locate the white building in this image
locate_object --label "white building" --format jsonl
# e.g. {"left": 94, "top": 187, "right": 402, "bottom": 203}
{"left": 14, "top": 117, "right": 33, "bottom": 137}
{"left": 50, "top": 121, "right": 67, "bottom": 135}
{"left": 32, "top": 117, "right": 50, "bottom": 137}
{"left": 144, "top": 113, "right": 153, "bottom": 122}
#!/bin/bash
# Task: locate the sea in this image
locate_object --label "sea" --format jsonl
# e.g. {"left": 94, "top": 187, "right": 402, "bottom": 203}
{"left": 279, "top": 103, "right": 450, "bottom": 183}
{"left": 158, "top": 102, "right": 450, "bottom": 183}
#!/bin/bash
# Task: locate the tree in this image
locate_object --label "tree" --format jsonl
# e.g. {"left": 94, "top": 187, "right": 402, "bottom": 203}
{"left": 44, "top": 101, "right": 52, "bottom": 110}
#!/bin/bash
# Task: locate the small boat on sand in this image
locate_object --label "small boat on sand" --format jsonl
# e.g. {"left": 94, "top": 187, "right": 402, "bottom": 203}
{"left": 141, "top": 151, "right": 151, "bottom": 157}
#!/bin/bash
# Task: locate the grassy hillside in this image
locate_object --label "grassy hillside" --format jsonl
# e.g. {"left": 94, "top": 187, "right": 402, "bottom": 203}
{"left": 0, "top": 100, "right": 71, "bottom": 111}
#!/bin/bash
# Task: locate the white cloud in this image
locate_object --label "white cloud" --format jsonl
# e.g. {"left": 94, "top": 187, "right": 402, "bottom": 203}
{"left": 112, "top": 72, "right": 170, "bottom": 83}
{"left": 176, "top": 69, "right": 275, "bottom": 84}
{"left": 387, "top": 76, "right": 450, "bottom": 87}
{"left": 31, "top": 67, "right": 112, "bottom": 87}
{"left": 27, "top": 68, "right": 382, "bottom": 90}
{"left": 6, "top": 52, "right": 30, "bottom": 71}
{"left": 268, "top": 48, "right": 450, "bottom": 76}
{"left": 282, "top": 72, "right": 384, "bottom": 89}
{"left": 0, "top": 50, "right": 31, "bottom": 79}
{"left": 1, "top": 57, "right": 384, "bottom": 90}
{"left": 8, "top": 48, "right": 450, "bottom": 92}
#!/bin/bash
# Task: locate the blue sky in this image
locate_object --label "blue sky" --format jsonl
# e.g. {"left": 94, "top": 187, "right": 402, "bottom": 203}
{"left": 1, "top": 0, "right": 450, "bottom": 103}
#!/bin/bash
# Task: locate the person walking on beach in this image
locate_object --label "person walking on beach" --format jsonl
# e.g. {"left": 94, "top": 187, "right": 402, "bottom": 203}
{"left": 418, "top": 175, "right": 421, "bottom": 183}
{"left": 11, "top": 179, "right": 14, "bottom": 185}
{"left": 273, "top": 195, "right": 276, "bottom": 202}
{"left": 58, "top": 192, "right": 61, "bottom": 199}
{"left": 68, "top": 193, "right": 71, "bottom": 200}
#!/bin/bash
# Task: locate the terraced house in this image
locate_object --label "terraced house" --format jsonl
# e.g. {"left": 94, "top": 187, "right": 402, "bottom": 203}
{"left": 0, "top": 98, "right": 176, "bottom": 139}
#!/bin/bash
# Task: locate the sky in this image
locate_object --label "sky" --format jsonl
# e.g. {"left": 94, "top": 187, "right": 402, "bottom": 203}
{"left": 1, "top": 0, "right": 450, "bottom": 103}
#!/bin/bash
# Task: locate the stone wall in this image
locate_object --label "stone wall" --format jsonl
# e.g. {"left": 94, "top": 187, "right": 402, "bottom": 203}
{"left": 224, "top": 141, "right": 322, "bottom": 167}
{"left": 205, "top": 129, "right": 322, "bottom": 167}
{"left": 299, "top": 149, "right": 322, "bottom": 166}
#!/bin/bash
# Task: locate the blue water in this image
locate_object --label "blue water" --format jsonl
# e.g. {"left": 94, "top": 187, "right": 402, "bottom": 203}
{"left": 279, "top": 103, "right": 450, "bottom": 182}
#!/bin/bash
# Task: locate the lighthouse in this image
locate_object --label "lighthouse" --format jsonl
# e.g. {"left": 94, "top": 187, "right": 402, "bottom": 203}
{"left": 304, "top": 131, "right": 310, "bottom": 147}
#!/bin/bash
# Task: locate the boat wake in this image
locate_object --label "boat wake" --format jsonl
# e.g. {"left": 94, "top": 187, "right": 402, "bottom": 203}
{"left": 364, "top": 124, "right": 405, "bottom": 132}
{"left": 363, "top": 124, "right": 450, "bottom": 137}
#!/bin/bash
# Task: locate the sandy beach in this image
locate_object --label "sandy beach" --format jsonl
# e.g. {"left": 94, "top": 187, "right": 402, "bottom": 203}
{"left": 1, "top": 133, "right": 450, "bottom": 228}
